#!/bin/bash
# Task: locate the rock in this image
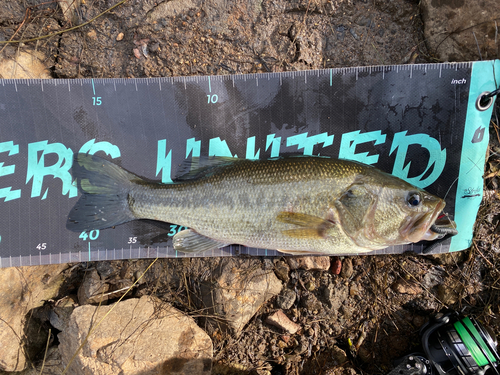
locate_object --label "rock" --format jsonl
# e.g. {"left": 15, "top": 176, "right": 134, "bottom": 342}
{"left": 77, "top": 269, "right": 110, "bottom": 305}
{"left": 349, "top": 28, "right": 359, "bottom": 41}
{"left": 58, "top": 0, "right": 81, "bottom": 24}
{"left": 420, "top": 0, "right": 500, "bottom": 61}
{"left": 0, "top": 50, "right": 51, "bottom": 79}
{"left": 413, "top": 315, "right": 427, "bottom": 328}
{"left": 18, "top": 346, "right": 64, "bottom": 375}
{"left": 336, "top": 25, "right": 346, "bottom": 41}
{"left": 324, "top": 367, "right": 358, "bottom": 375}
{"left": 323, "top": 283, "right": 349, "bottom": 311}
{"left": 301, "top": 293, "right": 322, "bottom": 313}
{"left": 437, "top": 281, "right": 461, "bottom": 305}
{"left": 391, "top": 279, "right": 422, "bottom": 295}
{"left": 273, "top": 260, "right": 290, "bottom": 282}
{"left": 340, "top": 258, "right": 354, "bottom": 279}
{"left": 349, "top": 283, "right": 360, "bottom": 296}
{"left": 357, "top": 346, "right": 371, "bottom": 363}
{"left": 426, "top": 251, "right": 468, "bottom": 265}
{"left": 201, "top": 258, "right": 282, "bottom": 333}
{"left": 422, "top": 267, "right": 445, "bottom": 289}
{"left": 276, "top": 288, "right": 296, "bottom": 310}
{"left": 287, "top": 256, "right": 330, "bottom": 271}
{"left": 332, "top": 258, "right": 342, "bottom": 275}
{"left": 0, "top": 264, "right": 68, "bottom": 372}
{"left": 147, "top": 0, "right": 202, "bottom": 22}
{"left": 49, "top": 295, "right": 78, "bottom": 332}
{"left": 58, "top": 296, "right": 212, "bottom": 375}
{"left": 330, "top": 345, "right": 348, "bottom": 365}
{"left": 266, "top": 310, "right": 301, "bottom": 334}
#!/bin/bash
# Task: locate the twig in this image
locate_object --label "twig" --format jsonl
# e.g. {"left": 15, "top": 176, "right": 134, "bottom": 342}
{"left": 0, "top": 0, "right": 128, "bottom": 45}
{"left": 492, "top": 118, "right": 500, "bottom": 146}
{"left": 39, "top": 328, "right": 51, "bottom": 375}
{"left": 472, "top": 31, "right": 482, "bottom": 60}
{"left": 0, "top": 8, "right": 30, "bottom": 54}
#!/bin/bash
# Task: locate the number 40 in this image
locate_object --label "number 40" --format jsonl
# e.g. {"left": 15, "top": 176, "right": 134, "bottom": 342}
{"left": 79, "top": 230, "right": 100, "bottom": 241}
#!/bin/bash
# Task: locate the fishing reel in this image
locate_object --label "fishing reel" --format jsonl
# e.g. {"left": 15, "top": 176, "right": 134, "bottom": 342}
{"left": 388, "top": 313, "right": 499, "bottom": 375}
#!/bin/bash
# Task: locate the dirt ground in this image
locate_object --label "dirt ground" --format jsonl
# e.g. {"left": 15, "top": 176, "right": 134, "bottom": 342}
{"left": 1, "top": 0, "right": 500, "bottom": 374}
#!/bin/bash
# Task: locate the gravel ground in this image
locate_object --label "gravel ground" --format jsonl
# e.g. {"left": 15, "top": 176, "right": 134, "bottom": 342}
{"left": 1, "top": 0, "right": 499, "bottom": 374}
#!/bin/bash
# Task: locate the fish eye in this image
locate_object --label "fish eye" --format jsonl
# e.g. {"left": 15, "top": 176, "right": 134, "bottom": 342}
{"left": 407, "top": 192, "right": 422, "bottom": 207}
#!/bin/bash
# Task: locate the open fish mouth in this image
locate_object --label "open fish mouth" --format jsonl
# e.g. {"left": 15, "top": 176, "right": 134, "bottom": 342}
{"left": 422, "top": 201, "right": 458, "bottom": 240}
{"left": 403, "top": 200, "right": 457, "bottom": 242}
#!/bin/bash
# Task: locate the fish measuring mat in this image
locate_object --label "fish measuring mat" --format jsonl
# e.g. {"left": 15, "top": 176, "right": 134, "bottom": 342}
{"left": 0, "top": 60, "right": 498, "bottom": 267}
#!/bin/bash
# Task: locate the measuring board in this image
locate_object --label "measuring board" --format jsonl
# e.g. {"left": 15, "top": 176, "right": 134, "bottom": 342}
{"left": 0, "top": 61, "right": 498, "bottom": 268}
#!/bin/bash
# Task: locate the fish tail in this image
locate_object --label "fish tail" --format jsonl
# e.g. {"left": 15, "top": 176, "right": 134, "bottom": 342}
{"left": 67, "top": 154, "right": 138, "bottom": 231}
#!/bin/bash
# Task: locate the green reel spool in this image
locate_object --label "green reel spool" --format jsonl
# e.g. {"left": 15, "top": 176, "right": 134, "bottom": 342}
{"left": 421, "top": 314, "right": 499, "bottom": 374}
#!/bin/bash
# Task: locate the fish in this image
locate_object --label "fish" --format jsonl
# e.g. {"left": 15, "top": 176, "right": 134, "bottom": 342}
{"left": 67, "top": 154, "right": 457, "bottom": 255}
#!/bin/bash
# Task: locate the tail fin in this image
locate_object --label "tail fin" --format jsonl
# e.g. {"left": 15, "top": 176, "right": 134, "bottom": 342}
{"left": 67, "top": 154, "right": 138, "bottom": 231}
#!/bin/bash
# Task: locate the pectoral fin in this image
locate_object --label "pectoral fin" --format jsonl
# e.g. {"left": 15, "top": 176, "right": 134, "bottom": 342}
{"left": 173, "top": 229, "right": 229, "bottom": 253}
{"left": 281, "top": 228, "right": 326, "bottom": 239}
{"left": 277, "top": 212, "right": 335, "bottom": 239}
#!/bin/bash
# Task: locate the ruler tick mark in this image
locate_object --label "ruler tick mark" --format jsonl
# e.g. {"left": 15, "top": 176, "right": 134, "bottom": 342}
{"left": 91, "top": 79, "right": 96, "bottom": 95}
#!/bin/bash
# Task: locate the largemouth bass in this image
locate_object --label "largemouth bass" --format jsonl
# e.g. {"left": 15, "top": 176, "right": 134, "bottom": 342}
{"left": 67, "top": 154, "right": 457, "bottom": 255}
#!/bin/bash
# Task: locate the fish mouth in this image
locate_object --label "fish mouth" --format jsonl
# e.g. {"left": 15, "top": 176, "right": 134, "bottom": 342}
{"left": 403, "top": 200, "right": 457, "bottom": 243}
{"left": 423, "top": 213, "right": 458, "bottom": 240}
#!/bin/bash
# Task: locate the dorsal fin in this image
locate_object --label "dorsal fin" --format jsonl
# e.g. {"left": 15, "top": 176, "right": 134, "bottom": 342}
{"left": 174, "top": 156, "right": 242, "bottom": 181}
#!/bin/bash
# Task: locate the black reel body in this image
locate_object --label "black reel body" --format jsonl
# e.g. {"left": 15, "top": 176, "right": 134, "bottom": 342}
{"left": 388, "top": 314, "right": 499, "bottom": 375}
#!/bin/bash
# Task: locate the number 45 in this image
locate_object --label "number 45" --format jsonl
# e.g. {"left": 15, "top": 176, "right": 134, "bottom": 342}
{"left": 36, "top": 243, "right": 46, "bottom": 250}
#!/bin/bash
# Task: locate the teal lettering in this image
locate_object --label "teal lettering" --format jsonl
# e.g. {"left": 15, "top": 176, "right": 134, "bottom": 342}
{"left": 339, "top": 130, "right": 386, "bottom": 165}
{"left": 79, "top": 139, "right": 121, "bottom": 158}
{"left": 209, "top": 137, "right": 234, "bottom": 157}
{"left": 286, "top": 132, "right": 334, "bottom": 156}
{"left": 266, "top": 134, "right": 281, "bottom": 158}
{"left": 26, "top": 141, "right": 77, "bottom": 198}
{"left": 390, "top": 131, "right": 446, "bottom": 189}
{"left": 0, "top": 141, "right": 21, "bottom": 201}
{"left": 186, "top": 138, "right": 201, "bottom": 158}
{"left": 156, "top": 139, "right": 173, "bottom": 183}
{"left": 245, "top": 136, "right": 260, "bottom": 160}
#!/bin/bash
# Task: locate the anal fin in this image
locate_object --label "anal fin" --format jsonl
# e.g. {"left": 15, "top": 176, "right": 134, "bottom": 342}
{"left": 173, "top": 229, "right": 229, "bottom": 253}
{"left": 277, "top": 249, "right": 320, "bottom": 255}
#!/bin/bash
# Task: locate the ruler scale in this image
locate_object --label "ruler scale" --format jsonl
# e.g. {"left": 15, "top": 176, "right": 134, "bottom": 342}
{"left": 0, "top": 61, "right": 498, "bottom": 267}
